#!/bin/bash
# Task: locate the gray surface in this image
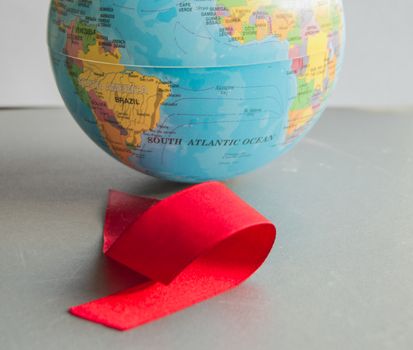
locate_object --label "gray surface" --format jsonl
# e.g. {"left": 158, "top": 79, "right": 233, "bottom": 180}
{"left": 0, "top": 108, "right": 412, "bottom": 350}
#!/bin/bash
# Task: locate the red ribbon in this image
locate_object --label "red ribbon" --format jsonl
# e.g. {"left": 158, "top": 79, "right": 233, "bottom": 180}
{"left": 70, "top": 182, "right": 276, "bottom": 331}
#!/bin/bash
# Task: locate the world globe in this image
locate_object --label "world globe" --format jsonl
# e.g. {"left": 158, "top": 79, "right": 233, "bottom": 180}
{"left": 48, "top": 0, "right": 345, "bottom": 183}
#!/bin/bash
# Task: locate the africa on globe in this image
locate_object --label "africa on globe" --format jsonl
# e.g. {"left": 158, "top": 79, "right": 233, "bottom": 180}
{"left": 48, "top": 0, "right": 345, "bottom": 183}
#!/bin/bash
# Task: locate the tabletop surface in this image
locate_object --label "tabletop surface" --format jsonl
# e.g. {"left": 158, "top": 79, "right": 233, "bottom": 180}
{"left": 0, "top": 107, "right": 412, "bottom": 350}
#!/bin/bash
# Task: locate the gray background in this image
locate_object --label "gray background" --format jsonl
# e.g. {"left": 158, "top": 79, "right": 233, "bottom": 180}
{"left": 0, "top": 0, "right": 412, "bottom": 108}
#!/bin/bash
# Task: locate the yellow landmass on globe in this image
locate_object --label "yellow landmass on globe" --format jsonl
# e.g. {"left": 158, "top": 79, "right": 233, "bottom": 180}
{"left": 217, "top": 0, "right": 343, "bottom": 140}
{"left": 287, "top": 107, "right": 314, "bottom": 135}
{"left": 218, "top": 1, "right": 296, "bottom": 44}
{"left": 74, "top": 41, "right": 171, "bottom": 163}
{"left": 286, "top": 26, "right": 339, "bottom": 137}
{"left": 287, "top": 33, "right": 330, "bottom": 136}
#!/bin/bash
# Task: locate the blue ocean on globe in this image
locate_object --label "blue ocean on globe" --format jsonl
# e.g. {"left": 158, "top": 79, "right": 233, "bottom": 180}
{"left": 48, "top": 0, "right": 345, "bottom": 182}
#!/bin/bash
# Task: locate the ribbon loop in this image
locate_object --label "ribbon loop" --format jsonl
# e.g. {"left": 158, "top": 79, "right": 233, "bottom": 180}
{"left": 70, "top": 182, "right": 276, "bottom": 330}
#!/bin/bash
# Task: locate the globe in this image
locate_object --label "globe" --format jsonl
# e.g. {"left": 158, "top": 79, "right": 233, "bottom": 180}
{"left": 48, "top": 0, "right": 345, "bottom": 183}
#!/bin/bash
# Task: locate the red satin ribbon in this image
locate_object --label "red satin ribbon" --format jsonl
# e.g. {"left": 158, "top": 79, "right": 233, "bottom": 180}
{"left": 70, "top": 182, "right": 276, "bottom": 331}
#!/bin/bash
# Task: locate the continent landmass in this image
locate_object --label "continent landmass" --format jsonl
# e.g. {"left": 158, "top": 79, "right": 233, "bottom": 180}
{"left": 216, "top": 0, "right": 344, "bottom": 141}
{"left": 63, "top": 19, "right": 171, "bottom": 164}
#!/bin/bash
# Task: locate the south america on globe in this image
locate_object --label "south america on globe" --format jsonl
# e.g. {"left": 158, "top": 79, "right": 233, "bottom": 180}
{"left": 48, "top": 0, "right": 345, "bottom": 183}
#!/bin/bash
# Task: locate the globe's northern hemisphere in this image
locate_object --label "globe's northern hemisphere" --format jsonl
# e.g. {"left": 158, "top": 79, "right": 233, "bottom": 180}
{"left": 48, "top": 0, "right": 345, "bottom": 183}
